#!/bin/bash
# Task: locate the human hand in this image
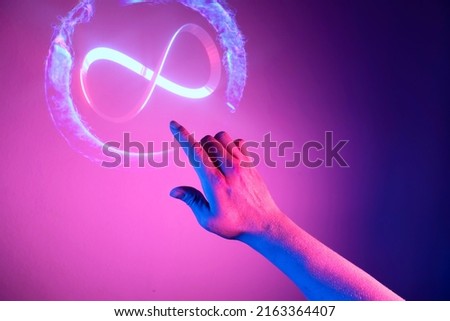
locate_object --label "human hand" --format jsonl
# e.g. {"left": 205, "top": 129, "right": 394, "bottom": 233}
{"left": 168, "top": 121, "right": 404, "bottom": 301}
{"left": 169, "top": 120, "right": 283, "bottom": 240}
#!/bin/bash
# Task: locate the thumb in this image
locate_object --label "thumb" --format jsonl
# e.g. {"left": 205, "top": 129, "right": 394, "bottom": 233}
{"left": 170, "top": 186, "right": 210, "bottom": 215}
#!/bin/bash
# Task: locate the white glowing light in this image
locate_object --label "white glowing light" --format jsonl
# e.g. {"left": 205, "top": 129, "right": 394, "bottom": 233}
{"left": 45, "top": 0, "right": 247, "bottom": 164}
{"left": 80, "top": 23, "right": 221, "bottom": 122}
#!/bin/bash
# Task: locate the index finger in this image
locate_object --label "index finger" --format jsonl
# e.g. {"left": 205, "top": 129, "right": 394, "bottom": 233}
{"left": 169, "top": 120, "right": 218, "bottom": 176}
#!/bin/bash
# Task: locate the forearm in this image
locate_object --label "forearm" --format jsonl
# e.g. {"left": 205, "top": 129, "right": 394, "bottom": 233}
{"left": 169, "top": 122, "right": 402, "bottom": 300}
{"left": 238, "top": 211, "right": 403, "bottom": 301}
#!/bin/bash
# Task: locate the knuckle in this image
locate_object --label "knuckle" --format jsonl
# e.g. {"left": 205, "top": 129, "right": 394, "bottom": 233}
{"left": 214, "top": 131, "right": 227, "bottom": 140}
{"left": 200, "top": 135, "right": 214, "bottom": 145}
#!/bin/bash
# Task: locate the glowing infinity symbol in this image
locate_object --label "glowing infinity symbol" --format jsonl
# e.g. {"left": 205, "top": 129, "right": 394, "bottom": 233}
{"left": 45, "top": 0, "right": 246, "bottom": 164}
{"left": 80, "top": 23, "right": 221, "bottom": 122}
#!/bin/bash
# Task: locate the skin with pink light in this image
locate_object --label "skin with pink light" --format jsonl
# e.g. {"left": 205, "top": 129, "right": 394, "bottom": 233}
{"left": 169, "top": 120, "right": 403, "bottom": 301}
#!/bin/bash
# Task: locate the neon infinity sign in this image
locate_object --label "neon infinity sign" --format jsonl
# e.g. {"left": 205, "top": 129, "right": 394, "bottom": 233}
{"left": 45, "top": 0, "right": 246, "bottom": 163}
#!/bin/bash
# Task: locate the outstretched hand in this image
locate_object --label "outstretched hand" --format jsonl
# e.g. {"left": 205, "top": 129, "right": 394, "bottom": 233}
{"left": 169, "top": 120, "right": 282, "bottom": 240}
{"left": 168, "top": 120, "right": 403, "bottom": 301}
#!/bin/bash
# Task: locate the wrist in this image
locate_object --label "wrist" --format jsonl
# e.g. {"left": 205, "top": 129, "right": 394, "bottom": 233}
{"left": 236, "top": 208, "right": 289, "bottom": 245}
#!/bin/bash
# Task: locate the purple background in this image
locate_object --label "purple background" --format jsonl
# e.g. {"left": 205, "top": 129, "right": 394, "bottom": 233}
{"left": 1, "top": 0, "right": 449, "bottom": 300}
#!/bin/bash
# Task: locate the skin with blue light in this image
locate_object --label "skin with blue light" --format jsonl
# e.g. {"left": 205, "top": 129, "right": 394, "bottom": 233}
{"left": 47, "top": 1, "right": 403, "bottom": 299}
{"left": 169, "top": 120, "right": 403, "bottom": 301}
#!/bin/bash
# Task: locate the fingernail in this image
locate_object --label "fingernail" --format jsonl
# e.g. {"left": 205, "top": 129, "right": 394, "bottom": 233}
{"left": 170, "top": 120, "right": 180, "bottom": 132}
{"left": 170, "top": 188, "right": 183, "bottom": 199}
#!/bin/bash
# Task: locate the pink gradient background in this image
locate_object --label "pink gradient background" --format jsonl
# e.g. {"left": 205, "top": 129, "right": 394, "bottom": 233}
{"left": 1, "top": 0, "right": 449, "bottom": 300}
